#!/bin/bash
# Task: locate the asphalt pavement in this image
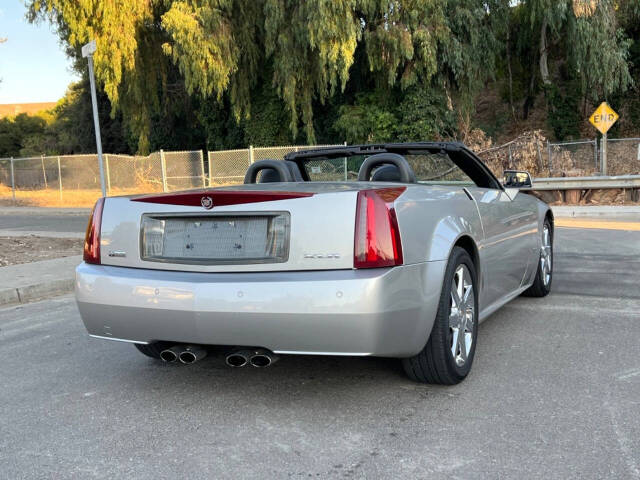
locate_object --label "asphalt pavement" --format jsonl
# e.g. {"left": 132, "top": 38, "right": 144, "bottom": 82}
{"left": 0, "top": 226, "right": 639, "bottom": 479}
{"left": 0, "top": 208, "right": 89, "bottom": 238}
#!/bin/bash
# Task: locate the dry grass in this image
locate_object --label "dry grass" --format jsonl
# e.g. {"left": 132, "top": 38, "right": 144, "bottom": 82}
{"left": 473, "top": 130, "right": 550, "bottom": 178}
{"left": 0, "top": 184, "right": 162, "bottom": 208}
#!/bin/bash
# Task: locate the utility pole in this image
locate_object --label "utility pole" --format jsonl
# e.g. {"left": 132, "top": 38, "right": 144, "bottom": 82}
{"left": 82, "top": 40, "right": 107, "bottom": 197}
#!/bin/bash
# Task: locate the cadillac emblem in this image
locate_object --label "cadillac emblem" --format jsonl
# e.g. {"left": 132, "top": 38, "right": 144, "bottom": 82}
{"left": 201, "top": 196, "right": 214, "bottom": 209}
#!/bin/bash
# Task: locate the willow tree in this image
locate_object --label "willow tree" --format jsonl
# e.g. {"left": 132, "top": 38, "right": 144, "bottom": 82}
{"left": 526, "top": 0, "right": 632, "bottom": 98}
{"left": 28, "top": 0, "right": 509, "bottom": 149}
{"left": 161, "top": 0, "right": 360, "bottom": 141}
{"left": 569, "top": 0, "right": 633, "bottom": 103}
{"left": 28, "top": 0, "right": 175, "bottom": 153}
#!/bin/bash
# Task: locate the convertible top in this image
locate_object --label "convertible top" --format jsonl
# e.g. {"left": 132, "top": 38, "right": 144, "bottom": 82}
{"left": 284, "top": 141, "right": 503, "bottom": 190}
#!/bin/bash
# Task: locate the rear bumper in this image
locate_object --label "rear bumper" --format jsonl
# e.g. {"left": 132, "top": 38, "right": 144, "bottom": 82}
{"left": 75, "top": 261, "right": 446, "bottom": 357}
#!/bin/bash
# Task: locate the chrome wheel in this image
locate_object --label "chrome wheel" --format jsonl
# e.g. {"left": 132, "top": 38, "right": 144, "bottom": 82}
{"left": 541, "top": 225, "right": 552, "bottom": 286}
{"left": 449, "top": 265, "right": 475, "bottom": 367}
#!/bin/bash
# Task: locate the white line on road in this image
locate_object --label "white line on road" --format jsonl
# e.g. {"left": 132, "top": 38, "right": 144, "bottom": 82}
{"left": 604, "top": 399, "right": 640, "bottom": 479}
{"left": 616, "top": 368, "right": 640, "bottom": 381}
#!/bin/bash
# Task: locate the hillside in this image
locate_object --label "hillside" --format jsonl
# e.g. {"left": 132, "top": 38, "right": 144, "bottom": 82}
{"left": 473, "top": 81, "right": 639, "bottom": 146}
{"left": 0, "top": 102, "right": 56, "bottom": 119}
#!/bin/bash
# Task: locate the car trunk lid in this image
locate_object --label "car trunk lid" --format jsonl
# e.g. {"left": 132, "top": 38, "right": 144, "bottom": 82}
{"left": 99, "top": 184, "right": 362, "bottom": 272}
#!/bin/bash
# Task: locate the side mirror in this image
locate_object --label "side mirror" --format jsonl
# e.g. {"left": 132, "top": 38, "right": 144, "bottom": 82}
{"left": 503, "top": 170, "right": 532, "bottom": 189}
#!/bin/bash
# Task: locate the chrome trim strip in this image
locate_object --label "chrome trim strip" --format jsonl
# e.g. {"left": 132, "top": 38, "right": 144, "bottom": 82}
{"left": 89, "top": 334, "right": 149, "bottom": 345}
{"left": 273, "top": 350, "right": 372, "bottom": 356}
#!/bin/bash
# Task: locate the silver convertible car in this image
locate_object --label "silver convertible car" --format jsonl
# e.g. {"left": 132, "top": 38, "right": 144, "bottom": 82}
{"left": 76, "top": 142, "right": 553, "bottom": 384}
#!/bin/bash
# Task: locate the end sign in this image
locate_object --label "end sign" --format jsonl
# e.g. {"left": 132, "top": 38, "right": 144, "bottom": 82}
{"left": 589, "top": 102, "right": 618, "bottom": 135}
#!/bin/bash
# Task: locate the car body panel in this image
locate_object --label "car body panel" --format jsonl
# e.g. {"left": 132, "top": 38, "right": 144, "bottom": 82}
{"left": 465, "top": 187, "right": 540, "bottom": 307}
{"left": 100, "top": 188, "right": 359, "bottom": 272}
{"left": 76, "top": 260, "right": 446, "bottom": 357}
{"left": 76, "top": 143, "right": 552, "bottom": 358}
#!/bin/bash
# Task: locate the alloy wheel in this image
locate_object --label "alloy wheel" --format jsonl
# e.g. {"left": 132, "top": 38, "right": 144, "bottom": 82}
{"left": 449, "top": 265, "right": 475, "bottom": 367}
{"left": 541, "top": 225, "right": 552, "bottom": 286}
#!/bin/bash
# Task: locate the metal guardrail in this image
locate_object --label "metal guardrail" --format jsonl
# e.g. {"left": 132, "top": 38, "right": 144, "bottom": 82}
{"left": 532, "top": 175, "right": 640, "bottom": 190}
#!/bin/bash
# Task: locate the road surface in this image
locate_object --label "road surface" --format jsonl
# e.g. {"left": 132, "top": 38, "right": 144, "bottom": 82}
{"left": 1, "top": 226, "right": 639, "bottom": 479}
{"left": 0, "top": 208, "right": 88, "bottom": 237}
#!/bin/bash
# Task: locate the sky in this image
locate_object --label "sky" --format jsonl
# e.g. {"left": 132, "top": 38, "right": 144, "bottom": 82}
{"left": 0, "top": 1, "right": 78, "bottom": 104}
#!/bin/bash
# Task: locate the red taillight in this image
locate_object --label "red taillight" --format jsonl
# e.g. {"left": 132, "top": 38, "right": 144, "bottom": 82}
{"left": 354, "top": 188, "right": 405, "bottom": 269}
{"left": 83, "top": 197, "right": 105, "bottom": 264}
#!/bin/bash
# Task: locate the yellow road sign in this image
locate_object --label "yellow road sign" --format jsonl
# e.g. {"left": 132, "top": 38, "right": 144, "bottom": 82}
{"left": 589, "top": 102, "right": 619, "bottom": 134}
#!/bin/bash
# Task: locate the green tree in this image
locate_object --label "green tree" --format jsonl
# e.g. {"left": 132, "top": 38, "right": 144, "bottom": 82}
{"left": 28, "top": 0, "right": 173, "bottom": 153}
{"left": 569, "top": 0, "right": 633, "bottom": 103}
{"left": 500, "top": 0, "right": 633, "bottom": 136}
{"left": 50, "top": 80, "right": 130, "bottom": 154}
{"left": 27, "top": 0, "right": 503, "bottom": 148}
{"left": 25, "top": 0, "right": 640, "bottom": 150}
{"left": 333, "top": 91, "right": 398, "bottom": 144}
{"left": 0, "top": 114, "right": 47, "bottom": 157}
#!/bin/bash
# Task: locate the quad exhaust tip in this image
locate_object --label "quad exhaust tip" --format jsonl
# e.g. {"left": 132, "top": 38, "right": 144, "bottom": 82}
{"left": 225, "top": 350, "right": 250, "bottom": 368}
{"left": 225, "top": 348, "right": 279, "bottom": 368}
{"left": 162, "top": 345, "right": 278, "bottom": 368}
{"left": 160, "top": 346, "right": 183, "bottom": 363}
{"left": 160, "top": 345, "right": 207, "bottom": 365}
{"left": 179, "top": 346, "right": 207, "bottom": 365}
{"left": 249, "top": 351, "right": 274, "bottom": 368}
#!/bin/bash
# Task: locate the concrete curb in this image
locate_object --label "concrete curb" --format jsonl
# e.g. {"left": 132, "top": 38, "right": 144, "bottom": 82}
{"left": 0, "top": 279, "right": 75, "bottom": 307}
{"left": 0, "top": 288, "right": 20, "bottom": 306}
{"left": 0, "top": 256, "right": 80, "bottom": 308}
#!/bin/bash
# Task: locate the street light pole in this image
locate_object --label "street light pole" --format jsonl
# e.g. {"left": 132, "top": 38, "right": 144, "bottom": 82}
{"left": 82, "top": 40, "right": 107, "bottom": 197}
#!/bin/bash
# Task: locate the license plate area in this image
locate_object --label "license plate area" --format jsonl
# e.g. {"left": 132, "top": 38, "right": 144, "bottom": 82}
{"left": 141, "top": 212, "right": 290, "bottom": 265}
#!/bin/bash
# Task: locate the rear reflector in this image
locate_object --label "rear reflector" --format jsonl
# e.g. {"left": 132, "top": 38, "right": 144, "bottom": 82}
{"left": 354, "top": 188, "right": 405, "bottom": 269}
{"left": 131, "top": 191, "right": 313, "bottom": 207}
{"left": 83, "top": 197, "right": 105, "bottom": 264}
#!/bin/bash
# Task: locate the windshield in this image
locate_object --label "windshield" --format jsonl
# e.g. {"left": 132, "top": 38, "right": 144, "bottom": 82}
{"left": 302, "top": 152, "right": 474, "bottom": 185}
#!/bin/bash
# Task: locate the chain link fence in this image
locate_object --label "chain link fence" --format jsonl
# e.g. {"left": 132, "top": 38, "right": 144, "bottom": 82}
{"left": 0, "top": 150, "right": 205, "bottom": 206}
{"left": 0, "top": 145, "right": 341, "bottom": 206}
{"left": 208, "top": 148, "right": 252, "bottom": 186}
{"left": 477, "top": 132, "right": 547, "bottom": 178}
{"left": 478, "top": 134, "right": 639, "bottom": 179}
{"left": 547, "top": 139, "right": 599, "bottom": 176}
{"left": 606, "top": 138, "right": 640, "bottom": 176}
{"left": 545, "top": 138, "right": 640, "bottom": 177}
{"left": 1, "top": 138, "right": 639, "bottom": 206}
{"left": 207, "top": 144, "right": 343, "bottom": 186}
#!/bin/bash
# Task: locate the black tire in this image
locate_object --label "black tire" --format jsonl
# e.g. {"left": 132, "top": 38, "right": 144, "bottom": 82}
{"left": 134, "top": 342, "right": 172, "bottom": 359}
{"left": 402, "top": 247, "right": 479, "bottom": 385}
{"left": 522, "top": 218, "right": 553, "bottom": 298}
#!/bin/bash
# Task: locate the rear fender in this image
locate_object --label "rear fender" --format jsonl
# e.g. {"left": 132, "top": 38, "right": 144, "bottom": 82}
{"left": 394, "top": 189, "right": 483, "bottom": 264}
{"left": 394, "top": 189, "right": 483, "bottom": 305}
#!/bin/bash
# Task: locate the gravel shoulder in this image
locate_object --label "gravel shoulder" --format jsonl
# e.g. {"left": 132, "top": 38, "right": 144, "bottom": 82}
{"left": 0, "top": 236, "right": 83, "bottom": 267}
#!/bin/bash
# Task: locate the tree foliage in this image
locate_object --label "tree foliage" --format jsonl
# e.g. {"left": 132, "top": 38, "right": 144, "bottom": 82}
{"left": 17, "top": 0, "right": 640, "bottom": 153}
{"left": 0, "top": 114, "right": 47, "bottom": 157}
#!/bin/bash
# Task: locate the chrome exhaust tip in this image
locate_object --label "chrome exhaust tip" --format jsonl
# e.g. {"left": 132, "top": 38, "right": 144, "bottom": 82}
{"left": 179, "top": 346, "right": 207, "bottom": 365}
{"left": 160, "top": 346, "right": 183, "bottom": 363}
{"left": 225, "top": 350, "right": 250, "bottom": 368}
{"left": 249, "top": 349, "right": 279, "bottom": 368}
